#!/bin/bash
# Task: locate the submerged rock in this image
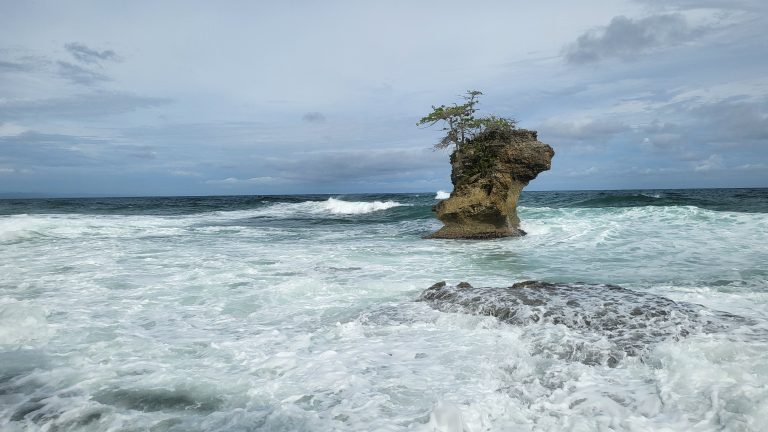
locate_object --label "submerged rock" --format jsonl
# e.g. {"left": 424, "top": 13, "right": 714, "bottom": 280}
{"left": 427, "top": 129, "right": 554, "bottom": 239}
{"left": 419, "top": 281, "right": 749, "bottom": 366}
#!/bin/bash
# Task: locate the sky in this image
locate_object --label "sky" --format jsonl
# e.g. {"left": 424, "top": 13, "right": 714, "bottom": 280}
{"left": 1, "top": 0, "right": 766, "bottom": 196}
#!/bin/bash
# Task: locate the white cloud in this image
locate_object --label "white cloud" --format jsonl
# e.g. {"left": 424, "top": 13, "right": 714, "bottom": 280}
{"left": 0, "top": 122, "right": 28, "bottom": 137}
{"left": 205, "top": 176, "right": 286, "bottom": 186}
{"left": 170, "top": 170, "right": 201, "bottom": 177}
{"left": 735, "top": 163, "right": 767, "bottom": 171}
{"left": 564, "top": 166, "right": 601, "bottom": 177}
{"left": 669, "top": 78, "right": 768, "bottom": 105}
{"left": 694, "top": 154, "right": 724, "bottom": 171}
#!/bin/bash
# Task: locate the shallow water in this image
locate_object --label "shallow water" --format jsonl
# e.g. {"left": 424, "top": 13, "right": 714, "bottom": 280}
{"left": 1, "top": 189, "right": 767, "bottom": 431}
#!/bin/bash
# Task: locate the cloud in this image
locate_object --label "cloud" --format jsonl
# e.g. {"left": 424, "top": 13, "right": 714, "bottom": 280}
{"left": 302, "top": 112, "right": 326, "bottom": 123}
{"left": 538, "top": 118, "right": 629, "bottom": 142}
{"left": 0, "top": 60, "right": 33, "bottom": 73}
{"left": 205, "top": 176, "right": 284, "bottom": 185}
{"left": 0, "top": 131, "right": 107, "bottom": 167}
{"left": 691, "top": 97, "right": 768, "bottom": 144}
{"left": 170, "top": 170, "right": 201, "bottom": 177}
{"left": 735, "top": 163, "right": 767, "bottom": 171}
{"left": 634, "top": 0, "right": 767, "bottom": 12}
{"left": 564, "top": 166, "right": 601, "bottom": 177}
{"left": 261, "top": 147, "right": 446, "bottom": 184}
{"left": 0, "top": 92, "right": 171, "bottom": 120}
{"left": 0, "top": 131, "right": 168, "bottom": 171}
{"left": 65, "top": 42, "right": 119, "bottom": 64}
{"left": 123, "top": 145, "right": 157, "bottom": 160}
{"left": 54, "top": 43, "right": 120, "bottom": 86}
{"left": 564, "top": 14, "right": 707, "bottom": 64}
{"left": 199, "top": 147, "right": 449, "bottom": 191}
{"left": 57, "top": 61, "right": 110, "bottom": 85}
{"left": 0, "top": 52, "right": 48, "bottom": 75}
{"left": 638, "top": 120, "right": 686, "bottom": 151}
{"left": 694, "top": 154, "right": 724, "bottom": 171}
{"left": 0, "top": 122, "right": 28, "bottom": 137}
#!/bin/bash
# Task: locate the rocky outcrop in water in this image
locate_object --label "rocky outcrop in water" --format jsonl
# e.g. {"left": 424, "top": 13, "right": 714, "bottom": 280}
{"left": 427, "top": 130, "right": 554, "bottom": 239}
{"left": 419, "top": 281, "right": 748, "bottom": 366}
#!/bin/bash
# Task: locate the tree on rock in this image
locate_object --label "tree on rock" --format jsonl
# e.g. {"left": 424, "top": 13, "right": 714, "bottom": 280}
{"left": 417, "top": 90, "right": 517, "bottom": 150}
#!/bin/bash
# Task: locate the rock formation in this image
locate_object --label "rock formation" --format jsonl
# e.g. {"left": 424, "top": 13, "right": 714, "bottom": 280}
{"left": 419, "top": 281, "right": 747, "bottom": 366}
{"left": 427, "top": 129, "right": 554, "bottom": 239}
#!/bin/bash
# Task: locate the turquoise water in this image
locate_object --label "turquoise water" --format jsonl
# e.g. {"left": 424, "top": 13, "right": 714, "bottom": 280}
{"left": 1, "top": 189, "right": 767, "bottom": 431}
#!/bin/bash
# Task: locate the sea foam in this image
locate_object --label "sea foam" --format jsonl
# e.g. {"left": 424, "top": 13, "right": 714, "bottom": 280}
{"left": 224, "top": 198, "right": 406, "bottom": 219}
{"left": 435, "top": 190, "right": 451, "bottom": 199}
{"left": 1, "top": 191, "right": 766, "bottom": 431}
{"left": 322, "top": 198, "right": 403, "bottom": 214}
{"left": 0, "top": 299, "right": 49, "bottom": 347}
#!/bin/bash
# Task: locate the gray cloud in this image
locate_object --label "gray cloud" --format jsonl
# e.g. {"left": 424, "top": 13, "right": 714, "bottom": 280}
{"left": 692, "top": 97, "right": 768, "bottom": 145}
{"left": 0, "top": 60, "right": 33, "bottom": 73}
{"left": 122, "top": 144, "right": 158, "bottom": 160}
{"left": 258, "top": 148, "right": 446, "bottom": 184}
{"left": 638, "top": 120, "right": 686, "bottom": 152}
{"left": 538, "top": 118, "right": 630, "bottom": 142}
{"left": 0, "top": 92, "right": 171, "bottom": 120}
{"left": 57, "top": 61, "right": 110, "bottom": 85}
{"left": 0, "top": 131, "right": 106, "bottom": 167}
{"left": 693, "top": 154, "right": 724, "bottom": 172}
{"left": 634, "top": 0, "right": 767, "bottom": 12}
{"left": 302, "top": 112, "right": 326, "bottom": 123}
{"left": 58, "top": 42, "right": 119, "bottom": 85}
{"left": 0, "top": 131, "right": 165, "bottom": 170}
{"left": 0, "top": 53, "right": 48, "bottom": 75}
{"left": 565, "top": 14, "right": 706, "bottom": 64}
{"left": 65, "top": 42, "right": 118, "bottom": 64}
{"left": 205, "top": 176, "right": 285, "bottom": 186}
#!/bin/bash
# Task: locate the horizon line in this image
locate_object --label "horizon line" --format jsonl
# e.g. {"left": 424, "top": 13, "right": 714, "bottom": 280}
{"left": 2, "top": 185, "right": 767, "bottom": 200}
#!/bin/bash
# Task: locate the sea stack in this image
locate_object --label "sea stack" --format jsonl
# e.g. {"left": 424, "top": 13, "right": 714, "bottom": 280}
{"left": 427, "top": 129, "right": 554, "bottom": 239}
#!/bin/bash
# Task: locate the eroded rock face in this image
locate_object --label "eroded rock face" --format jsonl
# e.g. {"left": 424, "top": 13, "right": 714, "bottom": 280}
{"left": 419, "top": 281, "right": 750, "bottom": 366}
{"left": 427, "top": 130, "right": 554, "bottom": 239}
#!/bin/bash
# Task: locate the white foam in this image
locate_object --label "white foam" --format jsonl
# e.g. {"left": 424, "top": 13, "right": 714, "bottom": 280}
{"left": 0, "top": 213, "right": 189, "bottom": 243}
{"left": 323, "top": 198, "right": 403, "bottom": 214}
{"left": 435, "top": 190, "right": 451, "bottom": 200}
{"left": 1, "top": 199, "right": 766, "bottom": 431}
{"left": 0, "top": 299, "right": 49, "bottom": 347}
{"left": 216, "top": 198, "right": 406, "bottom": 219}
{"left": 428, "top": 401, "right": 469, "bottom": 432}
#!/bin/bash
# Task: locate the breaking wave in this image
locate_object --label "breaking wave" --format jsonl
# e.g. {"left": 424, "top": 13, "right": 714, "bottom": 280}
{"left": 435, "top": 190, "right": 451, "bottom": 199}
{"left": 1, "top": 190, "right": 767, "bottom": 431}
{"left": 232, "top": 198, "right": 407, "bottom": 219}
{"left": 322, "top": 198, "right": 403, "bottom": 214}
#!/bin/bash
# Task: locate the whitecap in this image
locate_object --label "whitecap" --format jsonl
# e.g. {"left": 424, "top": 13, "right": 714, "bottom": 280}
{"left": 0, "top": 299, "right": 49, "bottom": 347}
{"left": 428, "top": 400, "right": 469, "bottom": 432}
{"left": 224, "top": 198, "right": 406, "bottom": 219}
{"left": 641, "top": 192, "right": 662, "bottom": 199}
{"left": 435, "top": 190, "right": 451, "bottom": 200}
{"left": 323, "top": 198, "right": 403, "bottom": 214}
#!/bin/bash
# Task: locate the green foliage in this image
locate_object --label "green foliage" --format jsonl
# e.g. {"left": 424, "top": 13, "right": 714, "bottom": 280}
{"left": 417, "top": 91, "right": 516, "bottom": 151}
{"left": 460, "top": 139, "right": 497, "bottom": 179}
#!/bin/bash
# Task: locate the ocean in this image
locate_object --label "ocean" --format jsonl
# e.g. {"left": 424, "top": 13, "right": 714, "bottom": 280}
{"left": 1, "top": 188, "right": 767, "bottom": 431}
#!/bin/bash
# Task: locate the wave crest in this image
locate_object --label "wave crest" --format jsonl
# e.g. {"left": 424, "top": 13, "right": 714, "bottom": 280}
{"left": 435, "top": 190, "right": 451, "bottom": 200}
{"left": 323, "top": 198, "right": 403, "bottom": 214}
